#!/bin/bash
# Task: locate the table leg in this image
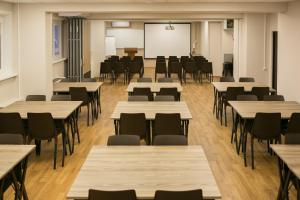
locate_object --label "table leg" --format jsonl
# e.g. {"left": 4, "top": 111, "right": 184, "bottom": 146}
{"left": 277, "top": 157, "right": 284, "bottom": 200}
{"left": 19, "top": 157, "right": 29, "bottom": 200}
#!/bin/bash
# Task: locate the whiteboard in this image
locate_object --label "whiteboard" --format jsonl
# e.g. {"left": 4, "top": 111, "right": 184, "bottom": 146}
{"left": 144, "top": 23, "right": 191, "bottom": 58}
{"left": 106, "top": 29, "right": 144, "bottom": 48}
{"left": 105, "top": 36, "right": 116, "bottom": 56}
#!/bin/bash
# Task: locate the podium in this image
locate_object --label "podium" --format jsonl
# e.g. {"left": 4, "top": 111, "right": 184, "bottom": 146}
{"left": 124, "top": 48, "right": 138, "bottom": 60}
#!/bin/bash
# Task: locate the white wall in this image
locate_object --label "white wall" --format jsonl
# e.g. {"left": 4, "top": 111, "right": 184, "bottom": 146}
{"left": 90, "top": 20, "right": 105, "bottom": 78}
{"left": 278, "top": 1, "right": 300, "bottom": 101}
{"left": 209, "top": 22, "right": 223, "bottom": 76}
{"left": 199, "top": 21, "right": 209, "bottom": 58}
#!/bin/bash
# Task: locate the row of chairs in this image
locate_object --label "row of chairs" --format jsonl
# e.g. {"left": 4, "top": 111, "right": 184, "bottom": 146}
{"left": 116, "top": 113, "right": 184, "bottom": 145}
{"left": 130, "top": 87, "right": 180, "bottom": 101}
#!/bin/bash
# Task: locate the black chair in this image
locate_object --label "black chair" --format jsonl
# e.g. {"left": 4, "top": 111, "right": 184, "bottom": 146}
{"left": 168, "top": 56, "right": 177, "bottom": 61}
{"left": 239, "top": 77, "right": 255, "bottom": 82}
{"left": 132, "top": 87, "right": 154, "bottom": 101}
{"left": 128, "top": 62, "right": 142, "bottom": 82}
{"left": 220, "top": 76, "right": 235, "bottom": 82}
{"left": 153, "top": 135, "right": 187, "bottom": 146}
{"left": 88, "top": 189, "right": 137, "bottom": 200}
{"left": 137, "top": 77, "right": 152, "bottom": 82}
{"left": 263, "top": 95, "right": 285, "bottom": 101}
{"left": 157, "top": 88, "right": 180, "bottom": 101}
{"left": 112, "top": 62, "right": 127, "bottom": 84}
{"left": 100, "top": 62, "right": 113, "bottom": 83}
{"left": 153, "top": 113, "right": 183, "bottom": 139}
{"left": 27, "top": 113, "right": 64, "bottom": 169}
{"left": 119, "top": 113, "right": 150, "bottom": 145}
{"left": 246, "top": 113, "right": 281, "bottom": 169}
{"left": 157, "top": 56, "right": 165, "bottom": 61}
{"left": 287, "top": 113, "right": 300, "bottom": 133}
{"left": 251, "top": 87, "right": 270, "bottom": 101}
{"left": 110, "top": 55, "right": 119, "bottom": 61}
{"left": 155, "top": 61, "right": 167, "bottom": 81}
{"left": 157, "top": 78, "right": 173, "bottom": 83}
{"left": 70, "top": 87, "right": 94, "bottom": 126}
{"left": 133, "top": 56, "right": 144, "bottom": 77}
{"left": 107, "top": 135, "right": 140, "bottom": 146}
{"left": 168, "top": 61, "right": 182, "bottom": 83}
{"left": 201, "top": 62, "right": 213, "bottom": 82}
{"left": 0, "top": 113, "right": 25, "bottom": 137}
{"left": 154, "top": 95, "right": 175, "bottom": 101}
{"left": 182, "top": 61, "right": 197, "bottom": 83}
{"left": 154, "top": 189, "right": 203, "bottom": 200}
{"left": 128, "top": 95, "right": 149, "bottom": 101}
{"left": 26, "top": 95, "right": 46, "bottom": 101}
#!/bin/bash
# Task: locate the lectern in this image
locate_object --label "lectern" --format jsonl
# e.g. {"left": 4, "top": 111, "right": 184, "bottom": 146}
{"left": 124, "top": 48, "right": 138, "bottom": 60}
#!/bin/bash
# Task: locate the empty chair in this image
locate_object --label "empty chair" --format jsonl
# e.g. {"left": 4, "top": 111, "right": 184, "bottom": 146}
{"left": 27, "top": 113, "right": 64, "bottom": 169}
{"left": 137, "top": 77, "right": 152, "bottom": 82}
{"left": 133, "top": 56, "right": 144, "bottom": 76}
{"left": 157, "top": 88, "right": 180, "bottom": 101}
{"left": 112, "top": 62, "right": 127, "bottom": 84}
{"left": 287, "top": 113, "right": 300, "bottom": 133}
{"left": 156, "top": 56, "right": 165, "bottom": 61}
{"left": 155, "top": 61, "right": 167, "bottom": 81}
{"left": 168, "top": 61, "right": 182, "bottom": 82}
{"left": 119, "top": 113, "right": 150, "bottom": 144}
{"left": 200, "top": 62, "right": 213, "bottom": 83}
{"left": 182, "top": 61, "right": 197, "bottom": 83}
{"left": 51, "top": 95, "right": 71, "bottom": 101}
{"left": 220, "top": 76, "right": 235, "bottom": 82}
{"left": 246, "top": 113, "right": 281, "bottom": 169}
{"left": 239, "top": 77, "right": 255, "bottom": 82}
{"left": 107, "top": 135, "right": 140, "bottom": 146}
{"left": 263, "top": 95, "right": 285, "bottom": 101}
{"left": 168, "top": 56, "right": 177, "bottom": 61}
{"left": 128, "top": 95, "right": 149, "bottom": 101}
{"left": 26, "top": 95, "right": 46, "bottom": 101}
{"left": 110, "top": 55, "right": 119, "bottom": 61}
{"left": 0, "top": 113, "right": 25, "bottom": 136}
{"left": 88, "top": 189, "right": 137, "bottom": 200}
{"left": 128, "top": 62, "right": 142, "bottom": 82}
{"left": 153, "top": 113, "right": 182, "bottom": 139}
{"left": 132, "top": 87, "right": 154, "bottom": 101}
{"left": 154, "top": 95, "right": 175, "bottom": 101}
{"left": 153, "top": 135, "right": 188, "bottom": 146}
{"left": 237, "top": 95, "right": 258, "bottom": 101}
{"left": 154, "top": 189, "right": 203, "bottom": 200}
{"left": 251, "top": 87, "right": 270, "bottom": 101}
{"left": 157, "top": 78, "right": 173, "bottom": 83}
{"left": 100, "top": 62, "right": 113, "bottom": 83}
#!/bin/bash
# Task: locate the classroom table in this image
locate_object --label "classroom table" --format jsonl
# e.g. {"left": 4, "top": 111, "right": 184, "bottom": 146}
{"left": 0, "top": 101, "right": 82, "bottom": 164}
{"left": 111, "top": 101, "right": 192, "bottom": 138}
{"left": 0, "top": 145, "right": 35, "bottom": 199}
{"left": 271, "top": 145, "right": 300, "bottom": 200}
{"left": 67, "top": 146, "right": 221, "bottom": 200}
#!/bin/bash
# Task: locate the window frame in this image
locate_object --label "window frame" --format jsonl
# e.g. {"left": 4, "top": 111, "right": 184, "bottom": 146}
{"left": 52, "top": 20, "right": 63, "bottom": 60}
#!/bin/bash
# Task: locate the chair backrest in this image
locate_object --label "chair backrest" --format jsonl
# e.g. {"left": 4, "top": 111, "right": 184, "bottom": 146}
{"left": 154, "top": 113, "right": 182, "bottom": 137}
{"left": 0, "top": 113, "right": 25, "bottom": 135}
{"left": 157, "top": 88, "right": 179, "bottom": 101}
{"left": 0, "top": 134, "right": 24, "bottom": 145}
{"left": 226, "top": 87, "right": 244, "bottom": 101}
{"left": 154, "top": 95, "right": 175, "bottom": 101}
{"left": 112, "top": 62, "right": 125, "bottom": 73}
{"left": 157, "top": 78, "right": 173, "bottom": 83}
{"left": 100, "top": 62, "right": 112, "bottom": 74}
{"left": 26, "top": 95, "right": 46, "bottom": 101}
{"left": 110, "top": 55, "right": 119, "bottom": 61}
{"left": 82, "top": 78, "right": 97, "bottom": 82}
{"left": 128, "top": 62, "right": 140, "bottom": 73}
{"left": 27, "top": 113, "right": 56, "bottom": 140}
{"left": 69, "top": 87, "right": 90, "bottom": 104}
{"left": 155, "top": 62, "right": 167, "bottom": 73}
{"left": 201, "top": 62, "right": 213, "bottom": 73}
{"left": 287, "top": 113, "right": 300, "bottom": 133}
{"left": 107, "top": 135, "right": 140, "bottom": 146}
{"left": 263, "top": 95, "right": 285, "bottom": 101}
{"left": 168, "top": 56, "right": 177, "bottom": 60}
{"left": 239, "top": 77, "right": 255, "bottom": 82}
{"left": 51, "top": 95, "right": 71, "bottom": 101}
{"left": 251, "top": 87, "right": 270, "bottom": 101}
{"left": 154, "top": 189, "right": 203, "bottom": 200}
{"left": 252, "top": 113, "right": 281, "bottom": 140}
{"left": 132, "top": 87, "right": 153, "bottom": 101}
{"left": 237, "top": 95, "right": 258, "bottom": 101}
{"left": 128, "top": 95, "right": 149, "bottom": 101}
{"left": 119, "top": 113, "right": 147, "bottom": 138}
{"left": 88, "top": 189, "right": 137, "bottom": 200}
{"left": 137, "top": 77, "right": 152, "bottom": 82}
{"left": 153, "top": 135, "right": 187, "bottom": 146}
{"left": 220, "top": 76, "right": 235, "bottom": 82}
{"left": 168, "top": 62, "right": 181, "bottom": 74}
{"left": 285, "top": 133, "right": 300, "bottom": 144}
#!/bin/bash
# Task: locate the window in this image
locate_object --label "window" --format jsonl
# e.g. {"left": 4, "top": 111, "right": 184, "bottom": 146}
{"left": 53, "top": 21, "right": 62, "bottom": 59}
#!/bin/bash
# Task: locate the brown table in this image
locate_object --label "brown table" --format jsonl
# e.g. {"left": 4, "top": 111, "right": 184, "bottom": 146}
{"left": 67, "top": 146, "right": 221, "bottom": 200}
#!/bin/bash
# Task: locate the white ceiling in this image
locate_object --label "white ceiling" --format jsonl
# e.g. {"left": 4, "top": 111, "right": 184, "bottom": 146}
{"left": 1, "top": 0, "right": 294, "bottom": 3}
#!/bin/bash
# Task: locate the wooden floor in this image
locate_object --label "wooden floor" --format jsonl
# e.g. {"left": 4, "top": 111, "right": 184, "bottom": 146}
{"left": 5, "top": 68, "right": 297, "bottom": 200}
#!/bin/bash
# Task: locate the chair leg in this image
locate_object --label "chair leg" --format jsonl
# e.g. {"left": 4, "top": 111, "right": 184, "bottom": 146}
{"left": 251, "top": 135, "right": 255, "bottom": 169}
{"left": 224, "top": 105, "right": 227, "bottom": 127}
{"left": 53, "top": 137, "right": 58, "bottom": 169}
{"left": 87, "top": 104, "right": 90, "bottom": 126}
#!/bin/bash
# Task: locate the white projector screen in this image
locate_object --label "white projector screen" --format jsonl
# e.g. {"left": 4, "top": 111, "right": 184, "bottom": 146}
{"left": 144, "top": 23, "right": 191, "bottom": 58}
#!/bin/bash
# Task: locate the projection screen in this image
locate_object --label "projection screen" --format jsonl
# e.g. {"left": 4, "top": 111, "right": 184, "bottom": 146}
{"left": 144, "top": 23, "right": 191, "bottom": 58}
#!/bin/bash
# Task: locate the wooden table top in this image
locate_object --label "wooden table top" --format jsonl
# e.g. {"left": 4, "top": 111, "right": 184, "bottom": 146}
{"left": 67, "top": 146, "right": 221, "bottom": 200}
{"left": 271, "top": 145, "right": 300, "bottom": 179}
{"left": 229, "top": 101, "right": 300, "bottom": 119}
{"left": 53, "top": 82, "right": 103, "bottom": 93}
{"left": 110, "top": 101, "right": 192, "bottom": 120}
{"left": 212, "top": 82, "right": 273, "bottom": 92}
{"left": 0, "top": 145, "right": 35, "bottom": 180}
{"left": 0, "top": 101, "right": 82, "bottom": 119}
{"left": 127, "top": 82, "right": 183, "bottom": 92}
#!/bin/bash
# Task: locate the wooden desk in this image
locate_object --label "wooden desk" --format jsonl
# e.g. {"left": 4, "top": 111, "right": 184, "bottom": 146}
{"left": 0, "top": 145, "right": 35, "bottom": 198}
{"left": 67, "top": 146, "right": 221, "bottom": 200}
{"left": 53, "top": 82, "right": 103, "bottom": 93}
{"left": 126, "top": 82, "right": 183, "bottom": 93}
{"left": 271, "top": 145, "right": 300, "bottom": 200}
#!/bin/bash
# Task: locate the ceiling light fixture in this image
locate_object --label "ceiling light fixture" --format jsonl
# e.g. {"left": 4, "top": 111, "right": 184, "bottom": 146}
{"left": 165, "top": 22, "right": 175, "bottom": 31}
